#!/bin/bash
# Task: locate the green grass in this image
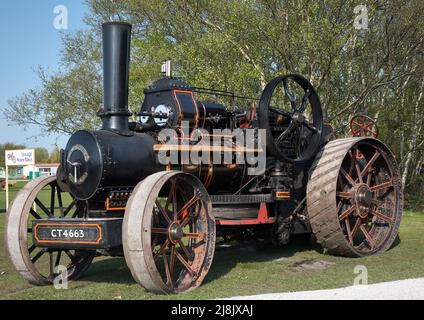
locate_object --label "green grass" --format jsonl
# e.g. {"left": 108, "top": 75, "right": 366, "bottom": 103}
{"left": 0, "top": 181, "right": 29, "bottom": 213}
{"left": 1, "top": 209, "right": 424, "bottom": 300}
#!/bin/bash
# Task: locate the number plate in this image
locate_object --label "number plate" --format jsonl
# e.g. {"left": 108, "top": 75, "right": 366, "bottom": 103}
{"left": 33, "top": 223, "right": 102, "bottom": 245}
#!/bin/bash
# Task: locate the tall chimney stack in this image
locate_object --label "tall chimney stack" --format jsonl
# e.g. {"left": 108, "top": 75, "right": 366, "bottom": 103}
{"left": 99, "top": 21, "right": 132, "bottom": 135}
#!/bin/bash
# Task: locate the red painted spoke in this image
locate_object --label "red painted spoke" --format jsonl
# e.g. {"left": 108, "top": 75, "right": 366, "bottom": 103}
{"left": 154, "top": 239, "right": 169, "bottom": 261}
{"left": 162, "top": 254, "right": 173, "bottom": 289}
{"left": 176, "top": 195, "right": 199, "bottom": 220}
{"left": 370, "top": 180, "right": 393, "bottom": 192}
{"left": 337, "top": 192, "right": 354, "bottom": 199}
{"left": 151, "top": 228, "right": 168, "bottom": 234}
{"left": 175, "top": 251, "right": 194, "bottom": 276}
{"left": 339, "top": 206, "right": 356, "bottom": 221}
{"left": 180, "top": 214, "right": 193, "bottom": 227}
{"left": 351, "top": 218, "right": 362, "bottom": 240}
{"left": 178, "top": 240, "right": 193, "bottom": 261}
{"left": 369, "top": 209, "right": 393, "bottom": 224}
{"left": 183, "top": 232, "right": 204, "bottom": 240}
{"left": 355, "top": 163, "right": 363, "bottom": 183}
{"left": 172, "top": 184, "right": 178, "bottom": 221}
{"left": 340, "top": 167, "right": 357, "bottom": 187}
{"left": 165, "top": 180, "right": 176, "bottom": 212}
{"left": 169, "top": 245, "right": 176, "bottom": 277}
{"left": 155, "top": 200, "right": 172, "bottom": 224}
{"left": 360, "top": 151, "right": 380, "bottom": 177}
{"left": 336, "top": 201, "right": 343, "bottom": 214}
{"left": 345, "top": 219, "right": 353, "bottom": 245}
{"left": 360, "top": 225, "right": 375, "bottom": 249}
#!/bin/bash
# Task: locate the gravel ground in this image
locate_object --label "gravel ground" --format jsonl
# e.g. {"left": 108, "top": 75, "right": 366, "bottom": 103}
{"left": 226, "top": 278, "right": 424, "bottom": 300}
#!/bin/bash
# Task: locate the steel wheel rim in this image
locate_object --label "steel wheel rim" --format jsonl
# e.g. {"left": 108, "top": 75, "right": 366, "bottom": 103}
{"left": 336, "top": 140, "right": 402, "bottom": 255}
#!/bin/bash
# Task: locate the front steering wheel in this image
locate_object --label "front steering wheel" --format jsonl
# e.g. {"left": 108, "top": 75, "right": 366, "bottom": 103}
{"left": 258, "top": 74, "right": 323, "bottom": 163}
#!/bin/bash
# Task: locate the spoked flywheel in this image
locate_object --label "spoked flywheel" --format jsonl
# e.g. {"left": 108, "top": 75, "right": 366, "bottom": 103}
{"left": 258, "top": 74, "right": 323, "bottom": 163}
{"left": 307, "top": 138, "right": 403, "bottom": 257}
{"left": 123, "top": 171, "right": 215, "bottom": 294}
{"left": 5, "top": 176, "right": 95, "bottom": 285}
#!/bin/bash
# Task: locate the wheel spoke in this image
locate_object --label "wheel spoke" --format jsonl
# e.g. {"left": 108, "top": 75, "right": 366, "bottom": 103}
{"left": 283, "top": 79, "right": 297, "bottom": 110}
{"left": 50, "top": 185, "right": 56, "bottom": 216}
{"left": 154, "top": 239, "right": 169, "bottom": 261}
{"left": 175, "top": 251, "right": 194, "bottom": 276}
{"left": 31, "top": 249, "right": 45, "bottom": 263}
{"left": 30, "top": 208, "right": 42, "bottom": 220}
{"left": 178, "top": 240, "right": 194, "bottom": 261}
{"left": 28, "top": 244, "right": 37, "bottom": 254}
{"left": 34, "top": 198, "right": 52, "bottom": 217}
{"left": 345, "top": 219, "right": 353, "bottom": 245}
{"left": 57, "top": 189, "right": 64, "bottom": 218}
{"left": 297, "top": 89, "right": 311, "bottom": 113}
{"left": 370, "top": 180, "right": 393, "bottom": 192}
{"left": 360, "top": 225, "right": 375, "bottom": 249}
{"left": 337, "top": 192, "right": 353, "bottom": 199}
{"left": 155, "top": 200, "right": 172, "bottom": 224}
{"left": 176, "top": 195, "right": 199, "bottom": 220}
{"left": 340, "top": 167, "right": 357, "bottom": 187}
{"left": 369, "top": 209, "right": 393, "bottom": 224}
{"left": 339, "top": 206, "right": 356, "bottom": 221}
{"left": 55, "top": 250, "right": 62, "bottom": 267}
{"left": 276, "top": 123, "right": 295, "bottom": 145}
{"left": 165, "top": 180, "right": 176, "bottom": 212}
{"left": 183, "top": 232, "right": 204, "bottom": 240}
{"left": 269, "top": 106, "right": 292, "bottom": 118}
{"left": 63, "top": 199, "right": 77, "bottom": 217}
{"left": 64, "top": 250, "right": 77, "bottom": 264}
{"left": 169, "top": 245, "right": 176, "bottom": 277}
{"left": 350, "top": 217, "right": 362, "bottom": 240}
{"left": 48, "top": 252, "right": 54, "bottom": 278}
{"left": 360, "top": 151, "right": 380, "bottom": 177}
{"left": 162, "top": 254, "right": 173, "bottom": 289}
{"left": 151, "top": 228, "right": 168, "bottom": 235}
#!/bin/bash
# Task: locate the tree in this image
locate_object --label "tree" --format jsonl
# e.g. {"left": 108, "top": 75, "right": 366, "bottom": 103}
{"left": 3, "top": 0, "right": 424, "bottom": 192}
{"left": 47, "top": 146, "right": 61, "bottom": 163}
{"left": 34, "top": 147, "right": 49, "bottom": 164}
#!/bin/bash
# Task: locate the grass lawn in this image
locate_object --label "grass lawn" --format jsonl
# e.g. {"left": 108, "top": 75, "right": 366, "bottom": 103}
{"left": 1, "top": 181, "right": 423, "bottom": 299}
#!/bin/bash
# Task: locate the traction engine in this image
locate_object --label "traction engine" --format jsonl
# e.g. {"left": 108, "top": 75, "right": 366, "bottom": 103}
{"left": 5, "top": 22, "right": 403, "bottom": 294}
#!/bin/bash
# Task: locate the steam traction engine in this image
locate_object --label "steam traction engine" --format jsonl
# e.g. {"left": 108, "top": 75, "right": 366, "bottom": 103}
{"left": 5, "top": 22, "right": 403, "bottom": 294}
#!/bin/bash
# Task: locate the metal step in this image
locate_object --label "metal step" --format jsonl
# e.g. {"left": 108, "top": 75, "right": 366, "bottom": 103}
{"left": 210, "top": 194, "right": 273, "bottom": 204}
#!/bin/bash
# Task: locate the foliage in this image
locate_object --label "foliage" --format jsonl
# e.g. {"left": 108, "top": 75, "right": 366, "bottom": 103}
{"left": 3, "top": 0, "right": 424, "bottom": 192}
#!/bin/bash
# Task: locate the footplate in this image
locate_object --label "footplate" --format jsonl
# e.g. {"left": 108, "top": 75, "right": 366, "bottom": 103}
{"left": 32, "top": 218, "right": 123, "bottom": 250}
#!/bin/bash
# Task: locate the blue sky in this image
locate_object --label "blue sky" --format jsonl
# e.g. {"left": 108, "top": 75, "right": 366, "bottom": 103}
{"left": 0, "top": 0, "right": 88, "bottom": 152}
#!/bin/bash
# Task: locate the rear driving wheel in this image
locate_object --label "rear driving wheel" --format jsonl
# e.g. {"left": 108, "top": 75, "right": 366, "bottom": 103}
{"left": 307, "top": 138, "right": 403, "bottom": 257}
{"left": 123, "top": 171, "right": 215, "bottom": 294}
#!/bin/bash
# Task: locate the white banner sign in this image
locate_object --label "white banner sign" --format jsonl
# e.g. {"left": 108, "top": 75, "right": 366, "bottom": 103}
{"left": 5, "top": 149, "right": 35, "bottom": 166}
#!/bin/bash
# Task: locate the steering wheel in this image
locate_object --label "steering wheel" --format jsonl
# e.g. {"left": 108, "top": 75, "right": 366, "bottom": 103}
{"left": 349, "top": 114, "right": 379, "bottom": 138}
{"left": 258, "top": 74, "right": 323, "bottom": 163}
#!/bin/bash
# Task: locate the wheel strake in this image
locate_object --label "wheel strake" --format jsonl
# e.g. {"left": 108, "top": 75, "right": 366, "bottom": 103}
{"left": 307, "top": 138, "right": 403, "bottom": 257}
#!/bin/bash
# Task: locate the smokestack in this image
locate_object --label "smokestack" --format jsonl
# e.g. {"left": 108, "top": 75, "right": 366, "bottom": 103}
{"left": 99, "top": 21, "right": 132, "bottom": 135}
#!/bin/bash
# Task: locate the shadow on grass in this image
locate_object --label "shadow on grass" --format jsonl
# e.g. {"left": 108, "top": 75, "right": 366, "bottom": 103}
{"left": 79, "top": 235, "right": 322, "bottom": 286}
